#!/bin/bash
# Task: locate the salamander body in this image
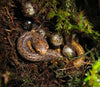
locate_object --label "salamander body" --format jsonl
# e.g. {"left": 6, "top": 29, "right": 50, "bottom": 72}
{"left": 17, "top": 30, "right": 62, "bottom": 61}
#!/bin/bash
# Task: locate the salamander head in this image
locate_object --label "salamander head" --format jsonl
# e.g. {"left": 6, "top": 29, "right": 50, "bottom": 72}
{"left": 31, "top": 30, "right": 49, "bottom": 55}
{"left": 36, "top": 40, "right": 49, "bottom": 55}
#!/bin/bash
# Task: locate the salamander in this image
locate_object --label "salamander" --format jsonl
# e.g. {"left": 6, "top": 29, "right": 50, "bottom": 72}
{"left": 71, "top": 40, "right": 85, "bottom": 68}
{"left": 17, "top": 30, "right": 62, "bottom": 61}
{"left": 65, "top": 34, "right": 85, "bottom": 68}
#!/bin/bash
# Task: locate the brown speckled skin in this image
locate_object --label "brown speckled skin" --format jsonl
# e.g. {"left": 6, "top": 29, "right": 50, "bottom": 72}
{"left": 17, "top": 31, "right": 62, "bottom": 61}
{"left": 71, "top": 40, "right": 85, "bottom": 68}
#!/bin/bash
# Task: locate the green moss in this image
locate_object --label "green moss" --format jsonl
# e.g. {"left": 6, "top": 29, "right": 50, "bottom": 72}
{"left": 46, "top": 0, "right": 100, "bottom": 42}
{"left": 84, "top": 60, "right": 100, "bottom": 87}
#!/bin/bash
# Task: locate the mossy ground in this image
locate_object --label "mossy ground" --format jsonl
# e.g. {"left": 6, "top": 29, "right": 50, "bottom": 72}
{"left": 0, "top": 0, "right": 100, "bottom": 87}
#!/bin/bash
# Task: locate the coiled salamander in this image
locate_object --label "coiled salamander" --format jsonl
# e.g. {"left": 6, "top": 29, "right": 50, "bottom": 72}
{"left": 17, "top": 30, "right": 62, "bottom": 61}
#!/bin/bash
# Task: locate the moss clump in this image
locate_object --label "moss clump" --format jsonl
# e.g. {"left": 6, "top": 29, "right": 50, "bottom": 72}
{"left": 44, "top": 0, "right": 100, "bottom": 42}
{"left": 84, "top": 60, "right": 100, "bottom": 87}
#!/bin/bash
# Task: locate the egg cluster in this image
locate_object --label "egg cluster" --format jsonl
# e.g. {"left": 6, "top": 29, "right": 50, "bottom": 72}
{"left": 17, "top": 1, "right": 85, "bottom": 68}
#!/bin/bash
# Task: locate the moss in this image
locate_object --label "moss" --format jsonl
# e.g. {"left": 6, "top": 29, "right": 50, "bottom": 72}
{"left": 45, "top": 0, "right": 100, "bottom": 42}
{"left": 84, "top": 60, "right": 100, "bottom": 87}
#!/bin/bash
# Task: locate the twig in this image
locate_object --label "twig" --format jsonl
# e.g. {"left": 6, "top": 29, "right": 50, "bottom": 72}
{"left": 4, "top": 6, "right": 14, "bottom": 24}
{"left": 72, "top": 48, "right": 94, "bottom": 59}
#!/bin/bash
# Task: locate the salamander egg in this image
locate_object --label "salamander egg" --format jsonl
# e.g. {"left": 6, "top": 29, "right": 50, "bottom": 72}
{"left": 38, "top": 29, "right": 46, "bottom": 37}
{"left": 23, "top": 2, "right": 35, "bottom": 16}
{"left": 62, "top": 45, "right": 76, "bottom": 58}
{"left": 50, "top": 33, "right": 63, "bottom": 46}
{"left": 24, "top": 20, "right": 32, "bottom": 30}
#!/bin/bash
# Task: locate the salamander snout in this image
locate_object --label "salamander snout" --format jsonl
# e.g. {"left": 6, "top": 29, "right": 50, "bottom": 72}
{"left": 37, "top": 45, "right": 49, "bottom": 55}
{"left": 36, "top": 40, "right": 49, "bottom": 55}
